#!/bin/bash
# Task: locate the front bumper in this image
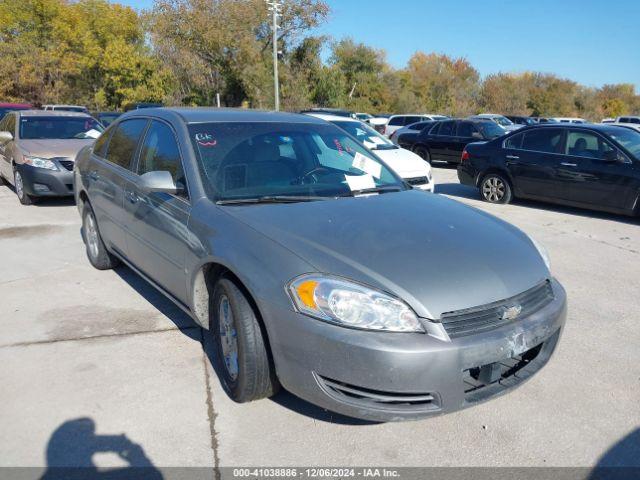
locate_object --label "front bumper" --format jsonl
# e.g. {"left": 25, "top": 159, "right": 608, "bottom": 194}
{"left": 17, "top": 163, "right": 74, "bottom": 197}
{"left": 264, "top": 278, "right": 567, "bottom": 422}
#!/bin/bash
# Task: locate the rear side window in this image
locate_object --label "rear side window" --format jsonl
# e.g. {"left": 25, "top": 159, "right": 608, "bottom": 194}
{"left": 105, "top": 119, "right": 148, "bottom": 170}
{"left": 456, "top": 121, "right": 477, "bottom": 137}
{"left": 438, "top": 121, "right": 455, "bottom": 136}
{"left": 138, "top": 120, "right": 188, "bottom": 198}
{"left": 428, "top": 123, "right": 441, "bottom": 135}
{"left": 521, "top": 129, "right": 563, "bottom": 154}
{"left": 504, "top": 132, "right": 523, "bottom": 149}
{"left": 404, "top": 116, "right": 422, "bottom": 125}
{"left": 388, "top": 117, "right": 404, "bottom": 126}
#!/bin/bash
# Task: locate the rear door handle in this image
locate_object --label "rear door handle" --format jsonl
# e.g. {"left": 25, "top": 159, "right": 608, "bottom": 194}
{"left": 560, "top": 162, "right": 577, "bottom": 167}
{"left": 506, "top": 155, "right": 520, "bottom": 160}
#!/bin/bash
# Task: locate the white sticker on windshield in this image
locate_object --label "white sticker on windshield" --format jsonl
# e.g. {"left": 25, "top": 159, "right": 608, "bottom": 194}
{"left": 345, "top": 173, "right": 376, "bottom": 191}
{"left": 85, "top": 129, "right": 101, "bottom": 139}
{"left": 352, "top": 152, "right": 382, "bottom": 179}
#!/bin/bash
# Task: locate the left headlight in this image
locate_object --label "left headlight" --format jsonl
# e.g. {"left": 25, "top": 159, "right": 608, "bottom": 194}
{"left": 287, "top": 274, "right": 424, "bottom": 333}
{"left": 24, "top": 156, "right": 58, "bottom": 171}
{"left": 529, "top": 235, "right": 551, "bottom": 270}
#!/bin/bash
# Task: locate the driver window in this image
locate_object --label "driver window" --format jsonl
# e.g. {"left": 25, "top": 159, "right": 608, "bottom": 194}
{"left": 566, "top": 131, "right": 614, "bottom": 160}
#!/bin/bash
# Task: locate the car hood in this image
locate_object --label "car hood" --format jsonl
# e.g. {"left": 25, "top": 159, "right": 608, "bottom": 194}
{"left": 19, "top": 139, "right": 95, "bottom": 160}
{"left": 374, "top": 147, "right": 430, "bottom": 178}
{"left": 223, "top": 190, "right": 550, "bottom": 319}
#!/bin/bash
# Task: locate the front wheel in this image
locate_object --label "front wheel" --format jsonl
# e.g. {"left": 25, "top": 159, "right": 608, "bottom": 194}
{"left": 211, "top": 277, "right": 279, "bottom": 403}
{"left": 480, "top": 173, "right": 513, "bottom": 204}
{"left": 14, "top": 169, "right": 34, "bottom": 205}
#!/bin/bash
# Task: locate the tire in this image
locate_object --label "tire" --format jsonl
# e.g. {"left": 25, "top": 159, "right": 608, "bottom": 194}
{"left": 14, "top": 169, "right": 34, "bottom": 205}
{"left": 211, "top": 277, "right": 279, "bottom": 403}
{"left": 480, "top": 172, "right": 513, "bottom": 204}
{"left": 413, "top": 145, "right": 431, "bottom": 164}
{"left": 82, "top": 202, "right": 119, "bottom": 270}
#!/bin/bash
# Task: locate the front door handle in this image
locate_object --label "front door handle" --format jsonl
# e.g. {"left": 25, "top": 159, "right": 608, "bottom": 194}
{"left": 89, "top": 170, "right": 99, "bottom": 181}
{"left": 506, "top": 155, "right": 520, "bottom": 160}
{"left": 126, "top": 191, "right": 139, "bottom": 204}
{"left": 560, "top": 162, "right": 577, "bottom": 167}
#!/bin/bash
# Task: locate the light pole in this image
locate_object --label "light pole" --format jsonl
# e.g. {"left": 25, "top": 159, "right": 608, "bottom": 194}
{"left": 266, "top": 0, "right": 282, "bottom": 111}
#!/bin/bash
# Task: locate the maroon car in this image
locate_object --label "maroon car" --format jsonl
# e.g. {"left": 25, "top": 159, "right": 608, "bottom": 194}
{"left": 0, "top": 103, "right": 33, "bottom": 120}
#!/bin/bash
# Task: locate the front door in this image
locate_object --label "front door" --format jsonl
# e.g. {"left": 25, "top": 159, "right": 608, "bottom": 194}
{"left": 123, "top": 120, "right": 191, "bottom": 304}
{"left": 561, "top": 129, "right": 638, "bottom": 210}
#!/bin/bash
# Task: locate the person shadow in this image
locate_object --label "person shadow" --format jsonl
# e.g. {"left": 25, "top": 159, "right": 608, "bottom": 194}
{"left": 589, "top": 428, "right": 640, "bottom": 480}
{"left": 40, "top": 418, "right": 163, "bottom": 480}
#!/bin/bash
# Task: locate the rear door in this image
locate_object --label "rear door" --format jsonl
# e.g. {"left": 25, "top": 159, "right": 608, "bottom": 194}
{"left": 431, "top": 120, "right": 456, "bottom": 161}
{"left": 123, "top": 119, "right": 191, "bottom": 303}
{"left": 561, "top": 129, "right": 637, "bottom": 210}
{"left": 450, "top": 121, "right": 479, "bottom": 164}
{"left": 86, "top": 118, "right": 148, "bottom": 257}
{"left": 503, "top": 128, "right": 568, "bottom": 200}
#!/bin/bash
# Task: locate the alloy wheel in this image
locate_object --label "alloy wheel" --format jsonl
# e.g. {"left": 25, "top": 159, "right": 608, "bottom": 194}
{"left": 15, "top": 171, "right": 24, "bottom": 200}
{"left": 84, "top": 211, "right": 100, "bottom": 261}
{"left": 482, "top": 177, "right": 506, "bottom": 202}
{"left": 218, "top": 295, "right": 239, "bottom": 381}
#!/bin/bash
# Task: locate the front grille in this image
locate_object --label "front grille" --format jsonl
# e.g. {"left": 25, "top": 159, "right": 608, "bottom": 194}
{"left": 315, "top": 374, "right": 440, "bottom": 412}
{"left": 441, "top": 281, "right": 554, "bottom": 339}
{"left": 406, "top": 176, "right": 429, "bottom": 186}
{"left": 58, "top": 160, "right": 74, "bottom": 171}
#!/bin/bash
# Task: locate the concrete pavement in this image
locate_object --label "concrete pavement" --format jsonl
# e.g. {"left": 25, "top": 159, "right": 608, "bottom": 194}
{"left": 1, "top": 166, "right": 638, "bottom": 473}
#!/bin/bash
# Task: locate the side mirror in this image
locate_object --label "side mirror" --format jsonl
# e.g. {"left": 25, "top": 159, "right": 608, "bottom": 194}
{"left": 139, "top": 171, "right": 180, "bottom": 194}
{"left": 603, "top": 150, "right": 629, "bottom": 164}
{"left": 0, "top": 131, "right": 13, "bottom": 144}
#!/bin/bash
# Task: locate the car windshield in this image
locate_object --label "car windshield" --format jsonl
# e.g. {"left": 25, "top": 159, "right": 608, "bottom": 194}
{"left": 493, "top": 116, "right": 514, "bottom": 126}
{"left": 477, "top": 122, "right": 506, "bottom": 139}
{"left": 98, "top": 114, "right": 120, "bottom": 126}
{"left": 20, "top": 116, "right": 104, "bottom": 139}
{"left": 189, "top": 122, "right": 404, "bottom": 202}
{"left": 605, "top": 127, "right": 640, "bottom": 157}
{"left": 332, "top": 120, "right": 397, "bottom": 150}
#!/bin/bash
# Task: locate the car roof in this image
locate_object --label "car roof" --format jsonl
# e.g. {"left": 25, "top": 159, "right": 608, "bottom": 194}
{"left": 509, "top": 123, "right": 632, "bottom": 133}
{"left": 305, "top": 112, "right": 359, "bottom": 123}
{"left": 120, "top": 107, "right": 328, "bottom": 125}
{"left": 17, "top": 110, "right": 93, "bottom": 118}
{"left": 44, "top": 104, "right": 86, "bottom": 108}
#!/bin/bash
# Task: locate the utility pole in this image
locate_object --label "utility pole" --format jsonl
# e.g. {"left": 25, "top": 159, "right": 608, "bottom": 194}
{"left": 266, "top": 0, "right": 282, "bottom": 111}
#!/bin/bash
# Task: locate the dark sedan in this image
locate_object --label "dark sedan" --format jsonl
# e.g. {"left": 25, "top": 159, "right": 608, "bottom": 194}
{"left": 391, "top": 121, "right": 435, "bottom": 149}
{"left": 458, "top": 124, "right": 640, "bottom": 216}
{"left": 412, "top": 119, "right": 506, "bottom": 164}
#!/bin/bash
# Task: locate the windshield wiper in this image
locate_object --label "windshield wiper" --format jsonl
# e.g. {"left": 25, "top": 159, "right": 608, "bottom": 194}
{"left": 337, "top": 186, "right": 404, "bottom": 197}
{"left": 216, "top": 195, "right": 329, "bottom": 205}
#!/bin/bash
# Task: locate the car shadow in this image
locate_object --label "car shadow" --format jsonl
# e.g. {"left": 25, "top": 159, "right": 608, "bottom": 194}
{"left": 589, "top": 428, "right": 640, "bottom": 479}
{"left": 1, "top": 183, "right": 77, "bottom": 207}
{"left": 113, "top": 266, "right": 201, "bottom": 342}
{"left": 40, "top": 418, "right": 163, "bottom": 480}
{"left": 436, "top": 182, "right": 639, "bottom": 225}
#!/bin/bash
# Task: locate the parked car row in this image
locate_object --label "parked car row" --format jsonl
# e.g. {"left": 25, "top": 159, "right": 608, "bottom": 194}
{"left": 458, "top": 123, "right": 640, "bottom": 216}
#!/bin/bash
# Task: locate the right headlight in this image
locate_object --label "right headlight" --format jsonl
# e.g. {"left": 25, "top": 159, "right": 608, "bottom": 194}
{"left": 287, "top": 274, "right": 424, "bottom": 333}
{"left": 24, "top": 156, "right": 58, "bottom": 171}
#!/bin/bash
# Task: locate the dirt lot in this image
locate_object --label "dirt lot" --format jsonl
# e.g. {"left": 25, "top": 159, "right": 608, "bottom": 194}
{"left": 1, "top": 165, "right": 638, "bottom": 475}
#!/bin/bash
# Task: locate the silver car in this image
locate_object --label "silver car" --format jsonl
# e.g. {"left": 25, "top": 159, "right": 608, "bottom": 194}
{"left": 0, "top": 110, "right": 103, "bottom": 204}
{"left": 74, "top": 108, "right": 567, "bottom": 422}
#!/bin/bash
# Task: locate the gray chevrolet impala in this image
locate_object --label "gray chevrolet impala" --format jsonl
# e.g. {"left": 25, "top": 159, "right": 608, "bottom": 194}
{"left": 74, "top": 108, "right": 567, "bottom": 422}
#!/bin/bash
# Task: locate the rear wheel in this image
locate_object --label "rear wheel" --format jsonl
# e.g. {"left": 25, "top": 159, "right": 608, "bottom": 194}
{"left": 211, "top": 277, "right": 279, "bottom": 403}
{"left": 480, "top": 173, "right": 513, "bottom": 204}
{"left": 413, "top": 145, "right": 431, "bottom": 164}
{"left": 14, "top": 169, "right": 34, "bottom": 205}
{"left": 82, "top": 202, "right": 119, "bottom": 270}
